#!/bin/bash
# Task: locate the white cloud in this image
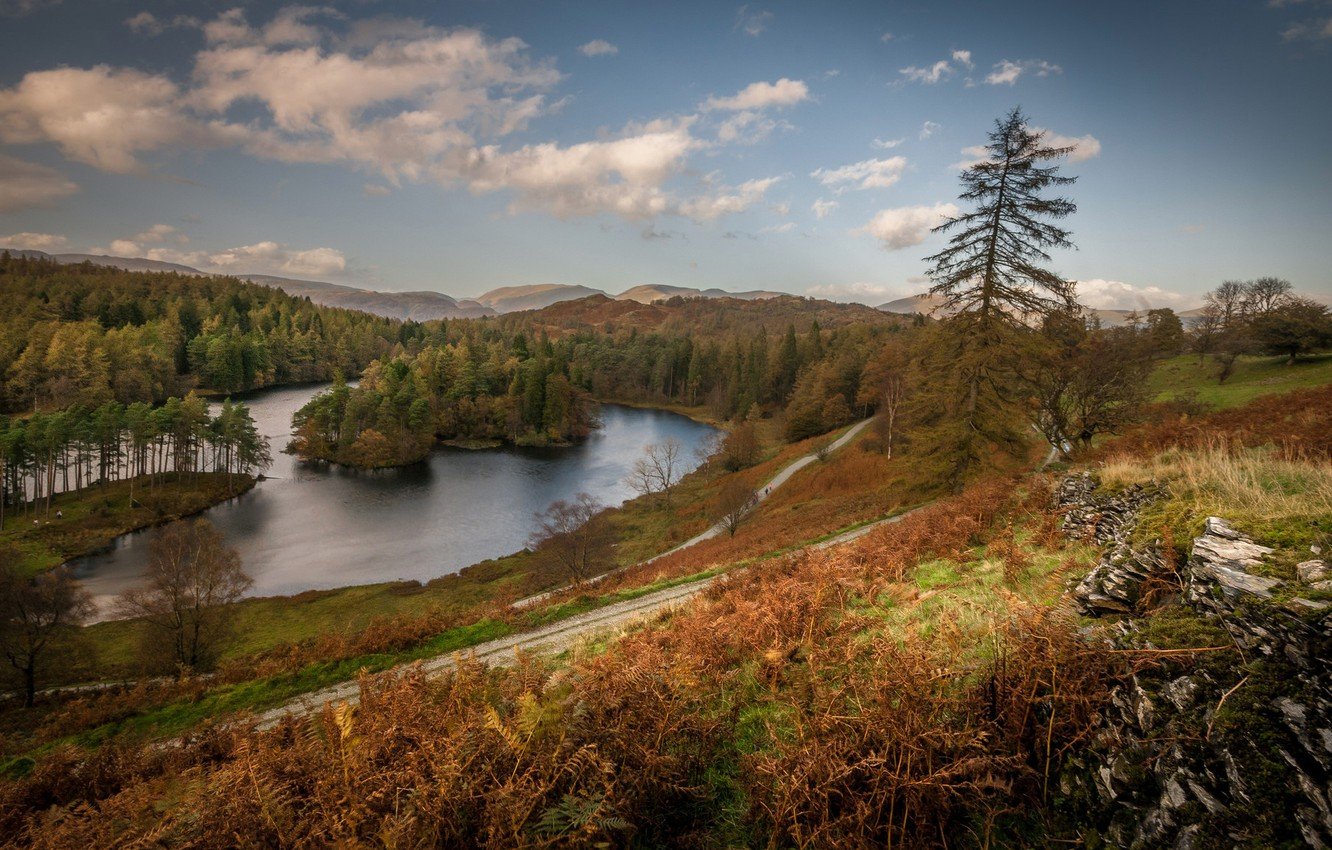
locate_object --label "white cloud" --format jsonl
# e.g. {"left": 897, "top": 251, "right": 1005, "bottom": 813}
{"left": 0, "top": 153, "right": 79, "bottom": 211}
{"left": 139, "top": 241, "right": 349, "bottom": 278}
{"left": 0, "top": 231, "right": 67, "bottom": 250}
{"left": 1281, "top": 17, "right": 1332, "bottom": 39}
{"left": 985, "top": 59, "right": 1062, "bottom": 85}
{"left": 919, "top": 120, "right": 941, "bottom": 140}
{"left": 679, "top": 175, "right": 782, "bottom": 221}
{"left": 898, "top": 60, "right": 953, "bottom": 84}
{"left": 578, "top": 39, "right": 618, "bottom": 57}
{"left": 125, "top": 11, "right": 199, "bottom": 36}
{"left": 0, "top": 0, "right": 60, "bottom": 16}
{"left": 735, "top": 5, "right": 772, "bottom": 36}
{"left": 1074, "top": 279, "right": 1192, "bottom": 311}
{"left": 880, "top": 31, "right": 894, "bottom": 42}
{"left": 716, "top": 110, "right": 786, "bottom": 145}
{"left": 951, "top": 49, "right": 973, "bottom": 69}
{"left": 703, "top": 78, "right": 810, "bottom": 111}
{"left": 132, "top": 223, "right": 189, "bottom": 245}
{"left": 1, "top": 9, "right": 783, "bottom": 224}
{"left": 811, "top": 156, "right": 908, "bottom": 191}
{"left": 951, "top": 144, "right": 992, "bottom": 170}
{"left": 0, "top": 65, "right": 236, "bottom": 173}
{"left": 856, "top": 202, "right": 958, "bottom": 250}
{"left": 107, "top": 239, "right": 143, "bottom": 256}
{"left": 873, "top": 136, "right": 904, "bottom": 149}
{"left": 806, "top": 281, "right": 901, "bottom": 302}
{"left": 1033, "top": 127, "right": 1101, "bottom": 162}
{"left": 811, "top": 198, "right": 838, "bottom": 219}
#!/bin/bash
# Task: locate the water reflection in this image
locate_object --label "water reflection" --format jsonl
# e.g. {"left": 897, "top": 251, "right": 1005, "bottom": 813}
{"left": 71, "top": 384, "right": 717, "bottom": 613}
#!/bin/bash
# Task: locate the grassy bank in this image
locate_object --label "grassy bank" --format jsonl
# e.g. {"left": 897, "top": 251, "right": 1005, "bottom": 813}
{"left": 1147, "top": 352, "right": 1332, "bottom": 409}
{"left": 0, "top": 473, "right": 256, "bottom": 578}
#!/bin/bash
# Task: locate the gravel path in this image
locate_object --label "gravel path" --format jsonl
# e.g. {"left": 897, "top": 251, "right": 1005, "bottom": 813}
{"left": 513, "top": 418, "right": 872, "bottom": 608}
{"left": 248, "top": 419, "right": 878, "bottom": 729}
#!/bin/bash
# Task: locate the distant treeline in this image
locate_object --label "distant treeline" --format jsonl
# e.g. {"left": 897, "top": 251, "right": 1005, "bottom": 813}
{"left": 0, "top": 394, "right": 270, "bottom": 522}
{"left": 0, "top": 254, "right": 422, "bottom": 413}
{"left": 291, "top": 312, "right": 910, "bottom": 467}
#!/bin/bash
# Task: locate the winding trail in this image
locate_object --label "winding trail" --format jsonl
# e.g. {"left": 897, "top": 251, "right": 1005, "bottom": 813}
{"left": 513, "top": 418, "right": 873, "bottom": 608}
{"left": 250, "top": 419, "right": 876, "bottom": 729}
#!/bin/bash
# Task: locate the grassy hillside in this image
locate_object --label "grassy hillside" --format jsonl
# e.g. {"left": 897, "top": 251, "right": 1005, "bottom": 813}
{"left": 1147, "top": 352, "right": 1332, "bottom": 408}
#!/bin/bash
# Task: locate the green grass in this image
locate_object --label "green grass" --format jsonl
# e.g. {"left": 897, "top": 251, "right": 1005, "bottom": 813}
{"left": 1147, "top": 352, "right": 1332, "bottom": 410}
{"left": 0, "top": 473, "right": 255, "bottom": 577}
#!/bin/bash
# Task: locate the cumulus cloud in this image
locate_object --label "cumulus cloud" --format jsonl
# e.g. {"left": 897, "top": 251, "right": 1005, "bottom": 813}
{"left": 0, "top": 231, "right": 68, "bottom": 250}
{"left": 1033, "top": 127, "right": 1101, "bottom": 162}
{"left": 873, "top": 136, "right": 904, "bottom": 149}
{"left": 811, "top": 198, "right": 838, "bottom": 219}
{"left": 898, "top": 60, "right": 953, "bottom": 84}
{"left": 715, "top": 111, "right": 783, "bottom": 145}
{"left": 1, "top": 8, "right": 783, "bottom": 223}
{"left": 703, "top": 78, "right": 810, "bottom": 111}
{"left": 734, "top": 5, "right": 772, "bottom": 36}
{"left": 985, "top": 59, "right": 1062, "bottom": 85}
{"left": 136, "top": 241, "right": 349, "bottom": 277}
{"left": 0, "top": 65, "right": 237, "bottom": 173}
{"left": 134, "top": 223, "right": 189, "bottom": 245}
{"left": 1281, "top": 17, "right": 1332, "bottom": 39}
{"left": 951, "top": 49, "right": 973, "bottom": 69}
{"left": 951, "top": 127, "right": 1099, "bottom": 169}
{"left": 125, "top": 11, "right": 200, "bottom": 36}
{"left": 919, "top": 120, "right": 941, "bottom": 140}
{"left": 578, "top": 39, "right": 618, "bottom": 56}
{"left": 1074, "top": 279, "right": 1193, "bottom": 311}
{"left": 856, "top": 203, "right": 958, "bottom": 250}
{"left": 0, "top": 0, "right": 59, "bottom": 17}
{"left": 806, "top": 281, "right": 902, "bottom": 302}
{"left": 0, "top": 153, "right": 79, "bottom": 211}
{"left": 679, "top": 175, "right": 782, "bottom": 221}
{"left": 811, "top": 156, "right": 908, "bottom": 191}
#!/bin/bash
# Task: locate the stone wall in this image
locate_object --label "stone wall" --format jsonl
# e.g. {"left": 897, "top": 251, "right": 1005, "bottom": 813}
{"left": 1056, "top": 475, "right": 1332, "bottom": 849}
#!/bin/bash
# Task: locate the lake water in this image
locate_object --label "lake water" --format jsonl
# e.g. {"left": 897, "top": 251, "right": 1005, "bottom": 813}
{"left": 71, "top": 384, "right": 718, "bottom": 613}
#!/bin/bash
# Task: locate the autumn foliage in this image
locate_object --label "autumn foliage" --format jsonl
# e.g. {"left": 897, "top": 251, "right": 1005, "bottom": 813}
{"left": 0, "top": 476, "right": 1118, "bottom": 848}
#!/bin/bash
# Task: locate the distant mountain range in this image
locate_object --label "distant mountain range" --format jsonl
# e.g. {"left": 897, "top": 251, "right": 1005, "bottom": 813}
{"left": 876, "top": 293, "right": 1207, "bottom": 327}
{"left": 0, "top": 247, "right": 788, "bottom": 321}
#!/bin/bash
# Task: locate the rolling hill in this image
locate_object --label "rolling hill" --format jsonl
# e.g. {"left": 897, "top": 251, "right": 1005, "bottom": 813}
{"left": 238, "top": 275, "right": 494, "bottom": 321}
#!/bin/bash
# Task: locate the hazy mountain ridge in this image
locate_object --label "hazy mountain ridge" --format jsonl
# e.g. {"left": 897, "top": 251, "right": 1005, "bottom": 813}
{"left": 876, "top": 293, "right": 1208, "bottom": 327}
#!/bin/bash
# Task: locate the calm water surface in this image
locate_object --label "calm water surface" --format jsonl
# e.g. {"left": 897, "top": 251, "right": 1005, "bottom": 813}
{"left": 72, "top": 384, "right": 717, "bottom": 612}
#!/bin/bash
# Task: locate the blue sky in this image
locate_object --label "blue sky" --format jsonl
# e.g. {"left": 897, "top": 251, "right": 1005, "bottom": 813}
{"left": 1, "top": 0, "right": 1329, "bottom": 308}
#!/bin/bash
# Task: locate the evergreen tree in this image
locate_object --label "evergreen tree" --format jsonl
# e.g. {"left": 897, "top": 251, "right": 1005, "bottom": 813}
{"left": 922, "top": 107, "right": 1078, "bottom": 487}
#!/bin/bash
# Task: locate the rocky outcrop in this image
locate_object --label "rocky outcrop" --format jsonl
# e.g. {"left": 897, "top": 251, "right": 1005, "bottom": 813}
{"left": 1057, "top": 479, "right": 1332, "bottom": 848}
{"left": 1057, "top": 473, "right": 1167, "bottom": 617}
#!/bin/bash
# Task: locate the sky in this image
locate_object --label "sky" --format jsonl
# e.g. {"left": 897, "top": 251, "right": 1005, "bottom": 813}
{"left": 1, "top": 0, "right": 1330, "bottom": 310}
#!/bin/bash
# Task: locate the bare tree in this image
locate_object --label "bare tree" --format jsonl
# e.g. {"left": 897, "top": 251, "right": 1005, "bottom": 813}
{"left": 858, "top": 339, "right": 910, "bottom": 458}
{"left": 529, "top": 492, "right": 612, "bottom": 583}
{"left": 117, "top": 519, "right": 252, "bottom": 673}
{"left": 0, "top": 547, "right": 93, "bottom": 707}
{"left": 714, "top": 478, "right": 757, "bottom": 538}
{"left": 626, "top": 438, "right": 685, "bottom": 505}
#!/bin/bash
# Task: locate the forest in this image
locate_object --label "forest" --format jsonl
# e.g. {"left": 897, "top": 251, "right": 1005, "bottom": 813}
{"left": 0, "top": 254, "right": 419, "bottom": 412}
{"left": 290, "top": 303, "right": 911, "bottom": 466}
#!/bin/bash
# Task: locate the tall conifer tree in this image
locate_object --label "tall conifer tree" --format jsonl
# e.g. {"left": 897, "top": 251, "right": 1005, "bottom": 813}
{"left": 921, "top": 108, "right": 1078, "bottom": 486}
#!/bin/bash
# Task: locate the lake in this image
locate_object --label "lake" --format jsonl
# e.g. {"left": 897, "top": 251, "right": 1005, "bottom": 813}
{"left": 71, "top": 383, "right": 718, "bottom": 613}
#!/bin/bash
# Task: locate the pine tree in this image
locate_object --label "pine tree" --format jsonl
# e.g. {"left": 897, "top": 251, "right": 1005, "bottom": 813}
{"left": 922, "top": 107, "right": 1078, "bottom": 487}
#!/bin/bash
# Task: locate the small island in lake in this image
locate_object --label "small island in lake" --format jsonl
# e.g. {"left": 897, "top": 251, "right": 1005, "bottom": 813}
{"left": 290, "top": 332, "right": 597, "bottom": 468}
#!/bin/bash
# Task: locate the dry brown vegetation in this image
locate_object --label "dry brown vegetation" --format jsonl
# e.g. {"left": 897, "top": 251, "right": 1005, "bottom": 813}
{"left": 0, "top": 476, "right": 1121, "bottom": 848}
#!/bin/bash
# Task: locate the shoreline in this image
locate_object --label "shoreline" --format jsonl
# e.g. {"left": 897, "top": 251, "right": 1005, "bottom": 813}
{"left": 1, "top": 472, "right": 257, "bottom": 579}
